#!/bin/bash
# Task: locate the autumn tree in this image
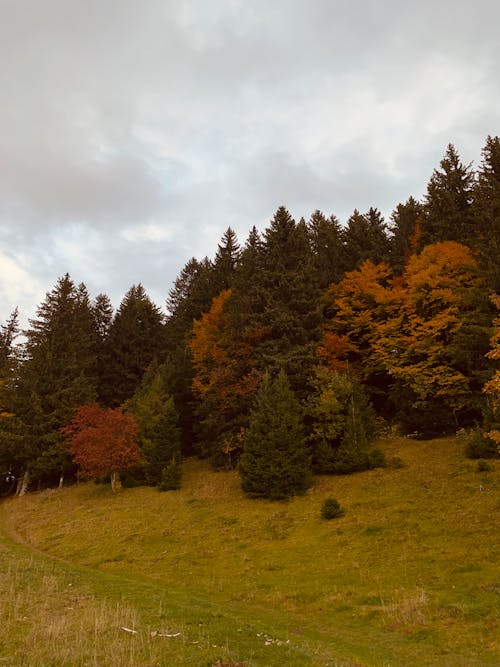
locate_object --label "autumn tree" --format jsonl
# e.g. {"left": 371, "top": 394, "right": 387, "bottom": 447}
{"left": 374, "top": 242, "right": 491, "bottom": 434}
{"left": 239, "top": 370, "right": 311, "bottom": 499}
{"left": 189, "top": 288, "right": 259, "bottom": 466}
{"left": 62, "top": 404, "right": 140, "bottom": 491}
{"left": 319, "top": 259, "right": 395, "bottom": 414}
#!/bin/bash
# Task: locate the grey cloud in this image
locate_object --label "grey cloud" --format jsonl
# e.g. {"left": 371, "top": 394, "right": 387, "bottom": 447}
{"left": 0, "top": 0, "right": 499, "bottom": 321}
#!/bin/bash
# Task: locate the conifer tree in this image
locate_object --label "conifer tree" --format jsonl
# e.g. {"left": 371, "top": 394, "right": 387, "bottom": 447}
{"left": 239, "top": 370, "right": 311, "bottom": 499}
{"left": 212, "top": 227, "right": 241, "bottom": 293}
{"left": 307, "top": 210, "right": 346, "bottom": 288}
{"left": 100, "top": 284, "right": 165, "bottom": 406}
{"left": 8, "top": 275, "right": 98, "bottom": 488}
{"left": 124, "top": 362, "right": 181, "bottom": 485}
{"left": 343, "top": 207, "right": 391, "bottom": 271}
{"left": 420, "top": 144, "right": 475, "bottom": 248}
{"left": 388, "top": 197, "right": 424, "bottom": 274}
{"left": 248, "top": 207, "right": 321, "bottom": 396}
{"left": 471, "top": 135, "right": 500, "bottom": 292}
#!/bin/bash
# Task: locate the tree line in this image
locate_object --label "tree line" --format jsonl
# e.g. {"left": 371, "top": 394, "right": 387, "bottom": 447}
{"left": 0, "top": 137, "right": 499, "bottom": 498}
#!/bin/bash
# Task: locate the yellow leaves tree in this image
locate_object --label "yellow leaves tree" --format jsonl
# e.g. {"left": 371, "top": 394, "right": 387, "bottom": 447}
{"left": 373, "top": 242, "right": 489, "bottom": 432}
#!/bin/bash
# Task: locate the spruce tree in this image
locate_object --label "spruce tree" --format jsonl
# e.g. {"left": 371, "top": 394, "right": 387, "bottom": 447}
{"left": 9, "top": 275, "right": 98, "bottom": 488}
{"left": 124, "top": 363, "right": 181, "bottom": 485}
{"left": 100, "top": 284, "right": 165, "bottom": 406}
{"left": 420, "top": 144, "right": 475, "bottom": 248}
{"left": 388, "top": 197, "right": 424, "bottom": 274}
{"left": 471, "top": 135, "right": 500, "bottom": 292}
{"left": 343, "top": 207, "right": 390, "bottom": 271}
{"left": 307, "top": 210, "right": 346, "bottom": 288}
{"left": 239, "top": 370, "right": 311, "bottom": 499}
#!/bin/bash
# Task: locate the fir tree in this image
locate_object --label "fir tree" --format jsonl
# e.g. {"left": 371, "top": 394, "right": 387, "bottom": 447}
{"left": 239, "top": 370, "right": 311, "bottom": 499}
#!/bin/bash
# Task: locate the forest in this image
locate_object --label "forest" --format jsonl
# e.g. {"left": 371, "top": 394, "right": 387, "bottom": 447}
{"left": 0, "top": 137, "right": 499, "bottom": 498}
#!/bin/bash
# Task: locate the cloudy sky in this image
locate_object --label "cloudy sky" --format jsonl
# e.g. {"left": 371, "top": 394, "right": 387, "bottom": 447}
{"left": 1, "top": 0, "right": 499, "bottom": 325}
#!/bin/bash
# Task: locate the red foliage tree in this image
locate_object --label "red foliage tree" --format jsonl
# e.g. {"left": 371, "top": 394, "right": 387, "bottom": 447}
{"left": 61, "top": 404, "right": 140, "bottom": 491}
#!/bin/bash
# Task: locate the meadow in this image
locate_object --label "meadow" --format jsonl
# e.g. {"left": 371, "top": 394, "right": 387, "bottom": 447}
{"left": 0, "top": 435, "right": 498, "bottom": 666}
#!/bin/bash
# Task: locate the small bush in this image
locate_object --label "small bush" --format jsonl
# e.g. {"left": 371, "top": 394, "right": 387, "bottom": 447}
{"left": 465, "top": 430, "right": 498, "bottom": 459}
{"left": 368, "top": 448, "right": 387, "bottom": 469}
{"left": 158, "top": 458, "right": 182, "bottom": 491}
{"left": 387, "top": 456, "right": 405, "bottom": 469}
{"left": 321, "top": 497, "right": 345, "bottom": 520}
{"left": 477, "top": 460, "right": 492, "bottom": 472}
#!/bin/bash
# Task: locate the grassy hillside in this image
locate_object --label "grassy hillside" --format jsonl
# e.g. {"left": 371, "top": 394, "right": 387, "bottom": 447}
{"left": 1, "top": 435, "right": 499, "bottom": 666}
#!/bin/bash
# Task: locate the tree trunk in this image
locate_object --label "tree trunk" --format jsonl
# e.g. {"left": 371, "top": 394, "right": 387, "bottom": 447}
{"left": 17, "top": 468, "right": 30, "bottom": 497}
{"left": 110, "top": 470, "right": 121, "bottom": 492}
{"left": 58, "top": 473, "right": 64, "bottom": 489}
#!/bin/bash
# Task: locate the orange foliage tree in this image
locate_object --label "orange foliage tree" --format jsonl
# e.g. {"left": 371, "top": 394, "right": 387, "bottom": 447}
{"left": 61, "top": 404, "right": 140, "bottom": 491}
{"left": 189, "top": 289, "right": 260, "bottom": 465}
{"left": 373, "top": 242, "right": 490, "bottom": 432}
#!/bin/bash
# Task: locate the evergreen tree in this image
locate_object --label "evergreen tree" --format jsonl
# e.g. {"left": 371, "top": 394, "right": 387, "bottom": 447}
{"left": 212, "top": 227, "right": 241, "bottom": 293}
{"left": 124, "top": 362, "right": 181, "bottom": 485}
{"left": 307, "top": 210, "right": 346, "bottom": 288}
{"left": 248, "top": 206, "right": 322, "bottom": 396}
{"left": 239, "top": 370, "right": 311, "bottom": 499}
{"left": 388, "top": 197, "right": 424, "bottom": 274}
{"left": 7, "top": 275, "right": 98, "bottom": 489}
{"left": 343, "top": 207, "right": 390, "bottom": 271}
{"left": 100, "top": 284, "right": 165, "bottom": 406}
{"left": 420, "top": 144, "right": 475, "bottom": 248}
{"left": 471, "top": 135, "right": 500, "bottom": 292}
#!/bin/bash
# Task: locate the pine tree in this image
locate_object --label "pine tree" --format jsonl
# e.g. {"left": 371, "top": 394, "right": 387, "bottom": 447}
{"left": 239, "top": 370, "right": 311, "bottom": 499}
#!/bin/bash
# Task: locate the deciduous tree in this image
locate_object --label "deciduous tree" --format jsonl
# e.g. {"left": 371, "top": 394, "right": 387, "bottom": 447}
{"left": 62, "top": 404, "right": 140, "bottom": 491}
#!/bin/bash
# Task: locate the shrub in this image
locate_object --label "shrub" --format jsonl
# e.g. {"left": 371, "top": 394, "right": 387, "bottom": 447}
{"left": 368, "top": 448, "right": 387, "bottom": 469}
{"left": 465, "top": 430, "right": 499, "bottom": 459}
{"left": 477, "top": 460, "right": 492, "bottom": 472}
{"left": 158, "top": 457, "right": 182, "bottom": 491}
{"left": 321, "top": 497, "right": 345, "bottom": 520}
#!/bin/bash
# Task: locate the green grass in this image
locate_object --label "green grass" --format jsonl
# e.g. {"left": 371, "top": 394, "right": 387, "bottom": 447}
{"left": 1, "top": 435, "right": 499, "bottom": 666}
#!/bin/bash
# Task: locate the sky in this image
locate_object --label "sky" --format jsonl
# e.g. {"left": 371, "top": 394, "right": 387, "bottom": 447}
{"left": 1, "top": 0, "right": 499, "bottom": 326}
